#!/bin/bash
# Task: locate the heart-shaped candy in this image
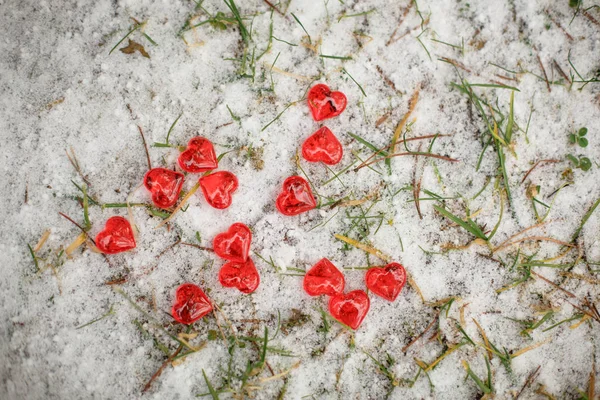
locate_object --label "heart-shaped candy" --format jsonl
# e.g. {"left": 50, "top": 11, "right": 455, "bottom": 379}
{"left": 328, "top": 290, "right": 370, "bottom": 330}
{"left": 171, "top": 283, "right": 213, "bottom": 325}
{"left": 219, "top": 258, "right": 260, "bottom": 294}
{"left": 143, "top": 167, "right": 185, "bottom": 209}
{"left": 178, "top": 137, "right": 218, "bottom": 173}
{"left": 199, "top": 171, "right": 238, "bottom": 209}
{"left": 276, "top": 176, "right": 316, "bottom": 216}
{"left": 303, "top": 258, "right": 345, "bottom": 296}
{"left": 213, "top": 223, "right": 252, "bottom": 263}
{"left": 365, "top": 263, "right": 407, "bottom": 302}
{"left": 307, "top": 84, "right": 347, "bottom": 121}
{"left": 95, "top": 216, "right": 136, "bottom": 254}
{"left": 302, "top": 127, "right": 343, "bottom": 165}
{"left": 329, "top": 290, "right": 371, "bottom": 330}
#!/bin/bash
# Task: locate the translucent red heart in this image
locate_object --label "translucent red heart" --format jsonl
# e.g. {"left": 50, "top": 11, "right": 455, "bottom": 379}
{"left": 328, "top": 290, "right": 370, "bottom": 330}
{"left": 303, "top": 258, "right": 345, "bottom": 296}
{"left": 302, "top": 127, "right": 343, "bottom": 165}
{"left": 213, "top": 223, "right": 252, "bottom": 263}
{"left": 276, "top": 176, "right": 316, "bottom": 216}
{"left": 178, "top": 137, "right": 218, "bottom": 173}
{"left": 219, "top": 258, "right": 260, "bottom": 294}
{"left": 199, "top": 171, "right": 238, "bottom": 209}
{"left": 171, "top": 283, "right": 213, "bottom": 325}
{"left": 95, "top": 216, "right": 136, "bottom": 254}
{"left": 143, "top": 167, "right": 184, "bottom": 209}
{"left": 307, "top": 83, "right": 347, "bottom": 121}
{"left": 365, "top": 263, "right": 407, "bottom": 302}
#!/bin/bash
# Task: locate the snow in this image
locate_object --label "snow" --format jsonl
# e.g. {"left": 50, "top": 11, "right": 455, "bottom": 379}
{"left": 1, "top": 0, "right": 600, "bottom": 399}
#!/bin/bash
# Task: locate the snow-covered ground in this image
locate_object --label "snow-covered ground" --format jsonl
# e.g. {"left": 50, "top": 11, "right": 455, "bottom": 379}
{"left": 1, "top": 0, "right": 600, "bottom": 398}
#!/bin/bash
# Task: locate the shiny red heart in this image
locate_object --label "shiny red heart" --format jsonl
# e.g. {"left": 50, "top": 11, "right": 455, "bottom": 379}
{"left": 307, "top": 83, "right": 347, "bottom": 121}
{"left": 213, "top": 223, "right": 252, "bottom": 263}
{"left": 171, "top": 283, "right": 213, "bottom": 325}
{"left": 276, "top": 176, "right": 316, "bottom": 216}
{"left": 95, "top": 216, "right": 136, "bottom": 254}
{"left": 365, "top": 263, "right": 407, "bottom": 302}
{"left": 199, "top": 171, "right": 238, "bottom": 209}
{"left": 143, "top": 168, "right": 185, "bottom": 209}
{"left": 303, "top": 258, "right": 345, "bottom": 296}
{"left": 302, "top": 127, "right": 343, "bottom": 165}
{"left": 219, "top": 258, "right": 260, "bottom": 294}
{"left": 178, "top": 137, "right": 218, "bottom": 173}
{"left": 328, "top": 290, "right": 370, "bottom": 330}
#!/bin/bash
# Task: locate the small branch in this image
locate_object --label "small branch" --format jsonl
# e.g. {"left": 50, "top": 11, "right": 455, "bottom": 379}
{"left": 515, "top": 365, "right": 541, "bottom": 399}
{"left": 552, "top": 59, "right": 571, "bottom": 84}
{"left": 142, "top": 345, "right": 183, "bottom": 393}
{"left": 354, "top": 152, "right": 458, "bottom": 172}
{"left": 537, "top": 54, "right": 551, "bottom": 93}
{"left": 263, "top": 0, "right": 283, "bottom": 16}
{"left": 402, "top": 311, "right": 440, "bottom": 352}
{"left": 137, "top": 125, "right": 152, "bottom": 171}
{"left": 521, "top": 159, "right": 560, "bottom": 184}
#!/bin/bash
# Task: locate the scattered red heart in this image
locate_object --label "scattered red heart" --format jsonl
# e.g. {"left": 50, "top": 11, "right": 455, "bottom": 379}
{"left": 328, "top": 290, "right": 370, "bottom": 330}
{"left": 213, "top": 222, "right": 252, "bottom": 263}
{"left": 95, "top": 216, "right": 136, "bottom": 254}
{"left": 178, "top": 137, "right": 218, "bottom": 173}
{"left": 171, "top": 283, "right": 213, "bottom": 325}
{"left": 276, "top": 176, "right": 316, "bottom": 216}
{"left": 302, "top": 126, "right": 343, "bottom": 165}
{"left": 219, "top": 258, "right": 260, "bottom": 294}
{"left": 199, "top": 171, "right": 238, "bottom": 209}
{"left": 365, "top": 263, "right": 407, "bottom": 302}
{"left": 307, "top": 83, "right": 347, "bottom": 121}
{"left": 303, "top": 258, "right": 345, "bottom": 296}
{"left": 143, "top": 167, "right": 185, "bottom": 209}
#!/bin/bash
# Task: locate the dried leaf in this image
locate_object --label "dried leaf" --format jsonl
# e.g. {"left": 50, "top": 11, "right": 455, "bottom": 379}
{"left": 120, "top": 39, "right": 150, "bottom": 58}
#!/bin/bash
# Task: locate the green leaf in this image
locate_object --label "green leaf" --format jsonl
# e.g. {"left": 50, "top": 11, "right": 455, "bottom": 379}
{"left": 580, "top": 157, "right": 592, "bottom": 171}
{"left": 579, "top": 127, "right": 588, "bottom": 136}
{"left": 433, "top": 205, "right": 488, "bottom": 240}
{"left": 207, "top": 330, "right": 218, "bottom": 340}
{"left": 578, "top": 137, "right": 588, "bottom": 147}
{"left": 568, "top": 134, "right": 577, "bottom": 144}
{"left": 202, "top": 370, "right": 220, "bottom": 400}
{"left": 566, "top": 154, "right": 579, "bottom": 166}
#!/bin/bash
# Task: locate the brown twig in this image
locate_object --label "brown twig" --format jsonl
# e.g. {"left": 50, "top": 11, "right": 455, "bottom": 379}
{"left": 386, "top": 4, "right": 413, "bottom": 46}
{"left": 537, "top": 54, "right": 551, "bottom": 93}
{"left": 531, "top": 270, "right": 576, "bottom": 298}
{"left": 137, "top": 125, "right": 152, "bottom": 171}
{"left": 552, "top": 59, "right": 571, "bottom": 84}
{"left": 376, "top": 65, "right": 398, "bottom": 92}
{"left": 439, "top": 57, "right": 471, "bottom": 73}
{"left": 546, "top": 10, "right": 574, "bottom": 41}
{"left": 402, "top": 311, "right": 440, "bottom": 352}
{"left": 142, "top": 344, "right": 183, "bottom": 393}
{"left": 583, "top": 9, "right": 600, "bottom": 27}
{"left": 263, "top": 0, "right": 283, "bottom": 16}
{"left": 66, "top": 147, "right": 91, "bottom": 186}
{"left": 515, "top": 365, "right": 541, "bottom": 399}
{"left": 521, "top": 159, "right": 560, "bottom": 184}
{"left": 353, "top": 152, "right": 458, "bottom": 172}
{"left": 180, "top": 242, "right": 215, "bottom": 252}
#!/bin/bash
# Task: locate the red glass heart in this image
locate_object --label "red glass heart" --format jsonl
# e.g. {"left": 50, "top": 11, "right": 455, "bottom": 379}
{"left": 365, "top": 263, "right": 406, "bottom": 302}
{"left": 171, "top": 283, "right": 213, "bottom": 325}
{"left": 213, "top": 223, "right": 252, "bottom": 263}
{"left": 275, "top": 176, "right": 316, "bottom": 216}
{"left": 95, "top": 216, "right": 136, "bottom": 254}
{"left": 199, "top": 171, "right": 238, "bottom": 209}
{"left": 302, "top": 127, "right": 343, "bottom": 165}
{"left": 303, "top": 258, "right": 345, "bottom": 296}
{"left": 143, "top": 167, "right": 185, "bottom": 209}
{"left": 307, "top": 83, "right": 347, "bottom": 121}
{"left": 178, "top": 137, "right": 218, "bottom": 173}
{"left": 328, "top": 290, "right": 370, "bottom": 330}
{"left": 219, "top": 258, "right": 260, "bottom": 294}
